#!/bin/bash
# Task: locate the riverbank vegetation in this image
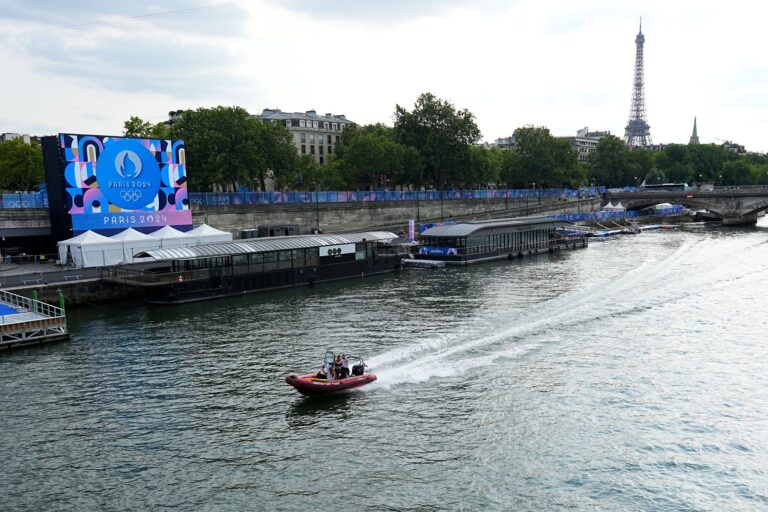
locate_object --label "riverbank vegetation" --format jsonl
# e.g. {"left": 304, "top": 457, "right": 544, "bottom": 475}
{"left": 5, "top": 93, "right": 767, "bottom": 193}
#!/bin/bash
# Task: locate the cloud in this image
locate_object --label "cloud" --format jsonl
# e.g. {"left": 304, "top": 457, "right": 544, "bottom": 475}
{"left": 272, "top": 0, "right": 508, "bottom": 23}
{"left": 1, "top": 1, "right": 250, "bottom": 100}
{"left": 1, "top": 0, "right": 768, "bottom": 152}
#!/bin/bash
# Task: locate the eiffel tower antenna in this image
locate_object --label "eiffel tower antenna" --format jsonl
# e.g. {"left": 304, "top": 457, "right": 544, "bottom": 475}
{"left": 624, "top": 18, "right": 653, "bottom": 147}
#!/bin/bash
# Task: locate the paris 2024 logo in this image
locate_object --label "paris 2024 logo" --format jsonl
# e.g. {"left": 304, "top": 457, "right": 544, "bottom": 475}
{"left": 97, "top": 139, "right": 161, "bottom": 210}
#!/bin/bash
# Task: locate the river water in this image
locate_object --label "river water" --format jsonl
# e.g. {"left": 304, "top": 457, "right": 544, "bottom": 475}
{"left": 3, "top": 221, "right": 768, "bottom": 511}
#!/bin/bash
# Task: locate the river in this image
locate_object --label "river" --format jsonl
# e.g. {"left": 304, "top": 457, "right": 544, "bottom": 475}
{"left": 2, "top": 221, "right": 768, "bottom": 511}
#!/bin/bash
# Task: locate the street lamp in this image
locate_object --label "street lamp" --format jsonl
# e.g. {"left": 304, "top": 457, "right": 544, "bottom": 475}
{"left": 416, "top": 187, "right": 420, "bottom": 223}
{"left": 314, "top": 180, "right": 321, "bottom": 234}
{"left": 439, "top": 180, "right": 449, "bottom": 220}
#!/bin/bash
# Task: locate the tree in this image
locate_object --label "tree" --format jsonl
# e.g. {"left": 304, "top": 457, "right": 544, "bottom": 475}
{"left": 254, "top": 120, "right": 299, "bottom": 191}
{"left": 512, "top": 126, "right": 577, "bottom": 187}
{"left": 499, "top": 149, "right": 525, "bottom": 187}
{"left": 123, "top": 116, "right": 172, "bottom": 139}
{"left": 588, "top": 135, "right": 630, "bottom": 187}
{"left": 464, "top": 146, "right": 500, "bottom": 188}
{"left": 394, "top": 92, "right": 481, "bottom": 187}
{"left": 721, "top": 159, "right": 755, "bottom": 185}
{"left": 169, "top": 106, "right": 264, "bottom": 191}
{"left": 0, "top": 140, "right": 44, "bottom": 191}
{"left": 655, "top": 144, "right": 693, "bottom": 184}
{"left": 627, "top": 149, "right": 656, "bottom": 186}
{"left": 335, "top": 123, "right": 423, "bottom": 189}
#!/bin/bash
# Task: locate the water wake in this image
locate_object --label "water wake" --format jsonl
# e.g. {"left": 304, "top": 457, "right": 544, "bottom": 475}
{"left": 368, "top": 235, "right": 767, "bottom": 388}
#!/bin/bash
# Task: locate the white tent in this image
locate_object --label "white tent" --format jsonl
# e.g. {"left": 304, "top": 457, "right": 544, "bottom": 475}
{"left": 149, "top": 225, "right": 195, "bottom": 249}
{"left": 602, "top": 201, "right": 615, "bottom": 210}
{"left": 603, "top": 201, "right": 626, "bottom": 211}
{"left": 188, "top": 224, "right": 233, "bottom": 245}
{"left": 57, "top": 231, "right": 125, "bottom": 268}
{"left": 110, "top": 228, "right": 162, "bottom": 263}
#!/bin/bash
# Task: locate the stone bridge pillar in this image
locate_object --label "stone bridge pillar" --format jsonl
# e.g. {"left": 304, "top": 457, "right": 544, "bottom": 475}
{"left": 721, "top": 213, "right": 758, "bottom": 226}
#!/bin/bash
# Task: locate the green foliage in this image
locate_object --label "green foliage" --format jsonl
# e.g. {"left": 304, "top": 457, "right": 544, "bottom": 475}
{"left": 394, "top": 92, "right": 481, "bottom": 187}
{"left": 169, "top": 106, "right": 259, "bottom": 191}
{"left": 513, "top": 126, "right": 578, "bottom": 187}
{"left": 123, "top": 116, "right": 172, "bottom": 139}
{"left": 0, "top": 140, "right": 44, "bottom": 191}
{"left": 159, "top": 106, "right": 298, "bottom": 192}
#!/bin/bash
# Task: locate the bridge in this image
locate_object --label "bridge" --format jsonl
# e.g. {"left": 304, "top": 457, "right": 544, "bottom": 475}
{"left": 605, "top": 186, "right": 768, "bottom": 225}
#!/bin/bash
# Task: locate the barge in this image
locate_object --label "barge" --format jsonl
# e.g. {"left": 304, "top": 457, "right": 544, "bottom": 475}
{"left": 415, "top": 217, "right": 588, "bottom": 265}
{"left": 99, "top": 231, "right": 407, "bottom": 304}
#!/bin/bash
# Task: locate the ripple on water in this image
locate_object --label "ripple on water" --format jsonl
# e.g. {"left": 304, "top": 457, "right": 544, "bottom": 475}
{"left": 2, "top": 227, "right": 768, "bottom": 510}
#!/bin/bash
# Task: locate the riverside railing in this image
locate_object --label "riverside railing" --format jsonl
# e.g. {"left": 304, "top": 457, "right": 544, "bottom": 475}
{"left": 0, "top": 289, "right": 64, "bottom": 319}
{"left": 0, "top": 192, "right": 48, "bottom": 208}
{"left": 187, "top": 187, "right": 606, "bottom": 207}
{"left": 552, "top": 206, "right": 686, "bottom": 222}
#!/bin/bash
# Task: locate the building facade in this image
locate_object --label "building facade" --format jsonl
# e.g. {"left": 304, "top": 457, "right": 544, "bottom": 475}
{"left": 562, "top": 128, "right": 610, "bottom": 163}
{"left": 259, "top": 109, "right": 352, "bottom": 165}
{"left": 1, "top": 133, "right": 32, "bottom": 144}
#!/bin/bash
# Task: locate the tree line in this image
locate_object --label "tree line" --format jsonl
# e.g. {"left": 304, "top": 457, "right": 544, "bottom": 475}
{"left": 123, "top": 94, "right": 768, "bottom": 192}
{"left": 3, "top": 92, "right": 768, "bottom": 193}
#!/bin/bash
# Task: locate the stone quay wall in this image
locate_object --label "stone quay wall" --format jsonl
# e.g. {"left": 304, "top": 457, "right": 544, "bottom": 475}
{"left": 194, "top": 197, "right": 601, "bottom": 235}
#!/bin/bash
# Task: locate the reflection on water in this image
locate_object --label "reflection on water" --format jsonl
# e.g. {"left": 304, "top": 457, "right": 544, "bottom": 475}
{"left": 3, "top": 221, "right": 768, "bottom": 511}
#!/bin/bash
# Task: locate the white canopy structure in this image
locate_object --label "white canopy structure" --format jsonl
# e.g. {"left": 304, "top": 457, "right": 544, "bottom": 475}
{"left": 57, "top": 231, "right": 124, "bottom": 268}
{"left": 149, "top": 225, "right": 196, "bottom": 249}
{"left": 110, "top": 228, "right": 162, "bottom": 263}
{"left": 188, "top": 224, "right": 233, "bottom": 245}
{"left": 603, "top": 201, "right": 626, "bottom": 211}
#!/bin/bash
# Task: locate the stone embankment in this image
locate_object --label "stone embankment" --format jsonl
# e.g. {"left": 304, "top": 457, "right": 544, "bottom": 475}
{"left": 4, "top": 197, "right": 601, "bottom": 308}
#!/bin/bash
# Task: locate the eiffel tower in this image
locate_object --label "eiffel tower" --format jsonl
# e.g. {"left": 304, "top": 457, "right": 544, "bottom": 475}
{"left": 624, "top": 20, "right": 653, "bottom": 147}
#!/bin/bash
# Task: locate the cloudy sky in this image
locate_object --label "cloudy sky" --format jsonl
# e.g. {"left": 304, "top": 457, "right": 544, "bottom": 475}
{"left": 1, "top": 0, "right": 766, "bottom": 152}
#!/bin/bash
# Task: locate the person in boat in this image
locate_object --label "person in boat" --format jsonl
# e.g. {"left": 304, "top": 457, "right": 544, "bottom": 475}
{"left": 334, "top": 354, "right": 350, "bottom": 379}
{"left": 315, "top": 366, "right": 328, "bottom": 380}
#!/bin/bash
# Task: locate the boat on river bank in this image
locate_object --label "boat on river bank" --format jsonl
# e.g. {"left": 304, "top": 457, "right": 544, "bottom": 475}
{"left": 414, "top": 216, "right": 588, "bottom": 266}
{"left": 98, "top": 232, "right": 410, "bottom": 304}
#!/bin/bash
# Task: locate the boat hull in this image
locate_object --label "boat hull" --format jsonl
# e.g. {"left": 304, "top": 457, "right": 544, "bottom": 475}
{"left": 285, "top": 372, "right": 377, "bottom": 396}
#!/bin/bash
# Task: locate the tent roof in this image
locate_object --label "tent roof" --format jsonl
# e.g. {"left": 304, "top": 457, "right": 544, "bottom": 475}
{"left": 149, "top": 226, "right": 191, "bottom": 239}
{"left": 110, "top": 228, "right": 156, "bottom": 241}
{"left": 188, "top": 224, "right": 230, "bottom": 236}
{"left": 59, "top": 230, "right": 120, "bottom": 246}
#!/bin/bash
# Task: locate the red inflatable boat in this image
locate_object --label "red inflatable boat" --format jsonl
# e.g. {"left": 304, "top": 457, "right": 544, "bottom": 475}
{"left": 286, "top": 352, "right": 377, "bottom": 396}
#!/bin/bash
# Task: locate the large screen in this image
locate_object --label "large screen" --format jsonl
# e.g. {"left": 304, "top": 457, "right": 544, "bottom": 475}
{"left": 56, "top": 133, "right": 191, "bottom": 235}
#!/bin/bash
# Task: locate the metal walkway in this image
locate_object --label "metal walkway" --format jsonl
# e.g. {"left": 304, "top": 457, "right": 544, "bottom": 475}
{"left": 0, "top": 289, "right": 68, "bottom": 350}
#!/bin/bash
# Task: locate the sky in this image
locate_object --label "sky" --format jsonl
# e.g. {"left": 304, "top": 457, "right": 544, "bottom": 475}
{"left": 1, "top": 0, "right": 767, "bottom": 152}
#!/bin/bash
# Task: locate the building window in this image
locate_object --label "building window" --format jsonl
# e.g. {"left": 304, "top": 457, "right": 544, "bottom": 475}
{"left": 335, "top": 135, "right": 340, "bottom": 143}
{"left": 328, "top": 146, "right": 332, "bottom": 153}
{"left": 327, "top": 134, "right": 331, "bottom": 144}
{"left": 300, "top": 133, "right": 306, "bottom": 143}
{"left": 332, "top": 123, "right": 337, "bottom": 131}
{"left": 323, "top": 122, "right": 329, "bottom": 129}
{"left": 319, "top": 145, "right": 324, "bottom": 155}
{"left": 309, "top": 134, "right": 315, "bottom": 143}
{"left": 340, "top": 124, "right": 345, "bottom": 130}
{"left": 299, "top": 120, "right": 305, "bottom": 127}
{"left": 319, "top": 156, "right": 324, "bottom": 165}
{"left": 301, "top": 145, "right": 306, "bottom": 154}
{"left": 285, "top": 120, "right": 292, "bottom": 127}
{"left": 310, "top": 145, "right": 315, "bottom": 155}
{"left": 312, "top": 121, "right": 318, "bottom": 128}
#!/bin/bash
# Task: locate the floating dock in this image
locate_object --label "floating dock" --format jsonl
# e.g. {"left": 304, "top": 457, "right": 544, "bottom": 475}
{"left": 401, "top": 258, "right": 446, "bottom": 269}
{"left": 0, "top": 289, "right": 69, "bottom": 351}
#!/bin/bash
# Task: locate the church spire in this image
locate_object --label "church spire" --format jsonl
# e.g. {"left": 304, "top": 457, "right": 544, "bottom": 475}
{"left": 689, "top": 117, "right": 700, "bottom": 145}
